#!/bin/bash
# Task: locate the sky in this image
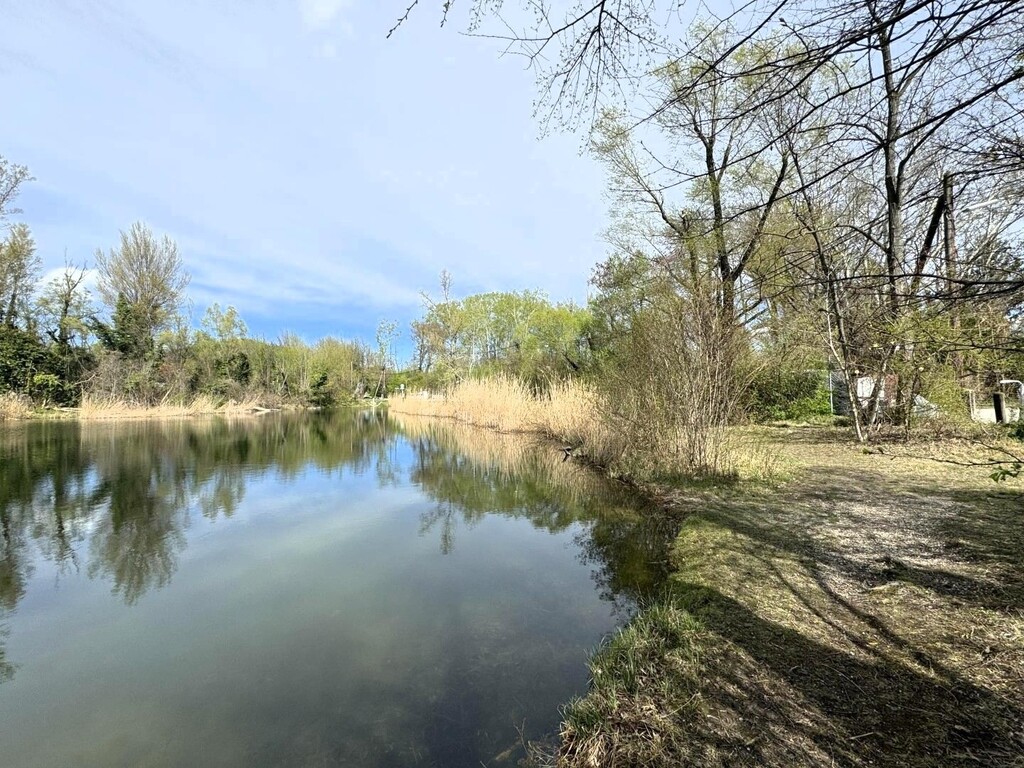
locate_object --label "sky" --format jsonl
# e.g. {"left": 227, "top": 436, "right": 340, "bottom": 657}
{"left": 0, "top": 0, "right": 608, "bottom": 355}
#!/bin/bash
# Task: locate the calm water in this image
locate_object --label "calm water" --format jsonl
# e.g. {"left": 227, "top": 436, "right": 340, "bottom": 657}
{"left": 0, "top": 410, "right": 671, "bottom": 767}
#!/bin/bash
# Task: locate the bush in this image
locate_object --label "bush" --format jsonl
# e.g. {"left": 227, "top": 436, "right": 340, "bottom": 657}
{"left": 389, "top": 369, "right": 444, "bottom": 394}
{"left": 597, "top": 291, "right": 747, "bottom": 479}
{"left": 307, "top": 371, "right": 335, "bottom": 407}
{"left": 919, "top": 367, "right": 970, "bottom": 422}
{"left": 29, "top": 373, "right": 66, "bottom": 406}
{"left": 0, "top": 327, "right": 54, "bottom": 395}
{"left": 747, "top": 369, "right": 831, "bottom": 423}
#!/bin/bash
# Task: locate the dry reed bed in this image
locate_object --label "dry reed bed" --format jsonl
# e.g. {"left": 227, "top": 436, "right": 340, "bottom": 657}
{"left": 389, "top": 377, "right": 784, "bottom": 481}
{"left": 389, "top": 376, "right": 623, "bottom": 466}
{"left": 0, "top": 392, "right": 33, "bottom": 421}
{"left": 76, "top": 394, "right": 269, "bottom": 420}
{"left": 392, "top": 412, "right": 631, "bottom": 513}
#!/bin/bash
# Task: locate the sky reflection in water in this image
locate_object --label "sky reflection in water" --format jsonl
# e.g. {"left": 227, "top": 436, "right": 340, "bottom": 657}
{"left": 0, "top": 411, "right": 671, "bottom": 767}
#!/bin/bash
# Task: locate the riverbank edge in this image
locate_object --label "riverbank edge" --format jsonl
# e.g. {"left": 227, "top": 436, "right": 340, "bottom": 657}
{"left": 388, "top": 396, "right": 1024, "bottom": 767}
{"left": 0, "top": 395, "right": 387, "bottom": 422}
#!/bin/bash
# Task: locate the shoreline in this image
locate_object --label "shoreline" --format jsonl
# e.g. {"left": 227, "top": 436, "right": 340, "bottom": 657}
{"left": 6, "top": 394, "right": 1021, "bottom": 765}
{"left": 0, "top": 398, "right": 389, "bottom": 423}
{"left": 389, "top": 401, "right": 1024, "bottom": 767}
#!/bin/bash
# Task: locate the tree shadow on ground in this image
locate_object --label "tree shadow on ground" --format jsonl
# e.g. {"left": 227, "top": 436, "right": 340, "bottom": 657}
{"left": 642, "top": 462, "right": 1024, "bottom": 767}
{"left": 708, "top": 467, "right": 1024, "bottom": 611}
{"left": 668, "top": 582, "right": 1024, "bottom": 767}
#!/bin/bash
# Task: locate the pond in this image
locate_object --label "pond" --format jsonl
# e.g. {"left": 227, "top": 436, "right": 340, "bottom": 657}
{"left": 0, "top": 410, "right": 672, "bottom": 767}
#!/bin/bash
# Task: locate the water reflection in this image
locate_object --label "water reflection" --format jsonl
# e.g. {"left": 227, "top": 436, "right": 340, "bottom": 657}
{"left": 397, "top": 415, "right": 672, "bottom": 612}
{"left": 0, "top": 411, "right": 395, "bottom": 609}
{"left": 2, "top": 411, "right": 670, "bottom": 618}
{"left": 0, "top": 410, "right": 674, "bottom": 766}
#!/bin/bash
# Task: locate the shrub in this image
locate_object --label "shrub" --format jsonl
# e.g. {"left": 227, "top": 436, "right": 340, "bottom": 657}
{"left": 29, "top": 373, "right": 65, "bottom": 406}
{"left": 307, "top": 371, "right": 335, "bottom": 407}
{"left": 747, "top": 369, "right": 831, "bottom": 423}
{"left": 0, "top": 326, "right": 53, "bottom": 394}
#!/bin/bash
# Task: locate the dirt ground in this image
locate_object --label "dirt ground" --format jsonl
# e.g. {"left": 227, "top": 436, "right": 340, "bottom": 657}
{"left": 559, "top": 426, "right": 1024, "bottom": 767}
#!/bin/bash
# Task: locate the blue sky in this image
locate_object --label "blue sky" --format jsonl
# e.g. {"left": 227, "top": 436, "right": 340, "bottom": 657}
{"left": 1, "top": 0, "right": 608, "bottom": 355}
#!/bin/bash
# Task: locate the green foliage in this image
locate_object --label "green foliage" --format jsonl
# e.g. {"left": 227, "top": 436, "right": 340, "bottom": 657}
{"left": 388, "top": 368, "right": 443, "bottom": 393}
{"left": 94, "top": 222, "right": 188, "bottom": 347}
{"left": 411, "top": 280, "right": 592, "bottom": 388}
{"left": 747, "top": 369, "right": 832, "bottom": 423}
{"left": 986, "top": 422, "right": 1024, "bottom": 482}
{"left": 219, "top": 351, "right": 251, "bottom": 386}
{"left": 0, "top": 223, "right": 41, "bottom": 328}
{"left": 0, "top": 326, "right": 52, "bottom": 394}
{"left": 29, "top": 373, "right": 65, "bottom": 405}
{"left": 201, "top": 303, "right": 247, "bottom": 341}
{"left": 307, "top": 371, "right": 334, "bottom": 407}
{"left": 990, "top": 462, "right": 1022, "bottom": 482}
{"left": 91, "top": 294, "right": 155, "bottom": 361}
{"left": 919, "top": 367, "right": 970, "bottom": 422}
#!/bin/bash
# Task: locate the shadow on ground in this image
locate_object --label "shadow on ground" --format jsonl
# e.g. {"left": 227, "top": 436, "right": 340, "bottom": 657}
{"left": 559, "top": 449, "right": 1024, "bottom": 767}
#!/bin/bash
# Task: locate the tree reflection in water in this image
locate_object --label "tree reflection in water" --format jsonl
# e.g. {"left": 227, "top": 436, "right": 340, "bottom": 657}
{"left": 398, "top": 415, "right": 674, "bottom": 616}
{"left": 0, "top": 409, "right": 673, "bottom": 683}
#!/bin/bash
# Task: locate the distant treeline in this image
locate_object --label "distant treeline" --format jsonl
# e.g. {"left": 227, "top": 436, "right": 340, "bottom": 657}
{"left": 0, "top": 165, "right": 387, "bottom": 409}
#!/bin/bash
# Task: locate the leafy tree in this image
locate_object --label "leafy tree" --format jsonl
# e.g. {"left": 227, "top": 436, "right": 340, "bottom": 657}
{"left": 413, "top": 270, "right": 469, "bottom": 383}
{"left": 36, "top": 261, "right": 94, "bottom": 386}
{"left": 36, "top": 262, "right": 92, "bottom": 351}
{"left": 95, "top": 222, "right": 189, "bottom": 356}
{"left": 92, "top": 294, "right": 156, "bottom": 361}
{"left": 0, "top": 156, "right": 32, "bottom": 221}
{"left": 0, "top": 326, "right": 52, "bottom": 395}
{"left": 375, "top": 319, "right": 398, "bottom": 369}
{"left": 0, "top": 223, "right": 41, "bottom": 329}
{"left": 201, "top": 303, "right": 248, "bottom": 341}
{"left": 411, "top": 282, "right": 592, "bottom": 388}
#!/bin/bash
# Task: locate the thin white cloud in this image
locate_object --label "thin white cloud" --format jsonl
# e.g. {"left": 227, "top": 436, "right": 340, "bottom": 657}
{"left": 36, "top": 266, "right": 99, "bottom": 298}
{"left": 298, "top": 0, "right": 353, "bottom": 29}
{"left": 3, "top": 0, "right": 606, "bottom": 340}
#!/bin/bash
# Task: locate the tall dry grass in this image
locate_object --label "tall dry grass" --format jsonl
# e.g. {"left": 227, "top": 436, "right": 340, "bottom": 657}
{"left": 388, "top": 375, "right": 781, "bottom": 482}
{"left": 388, "top": 376, "right": 622, "bottom": 465}
{"left": 0, "top": 392, "right": 33, "bottom": 421}
{"left": 77, "top": 394, "right": 268, "bottom": 420}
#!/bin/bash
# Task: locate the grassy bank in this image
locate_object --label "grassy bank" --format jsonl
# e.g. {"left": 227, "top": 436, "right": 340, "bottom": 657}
{"left": 557, "top": 428, "right": 1024, "bottom": 767}
{"left": 392, "top": 379, "right": 1023, "bottom": 765}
